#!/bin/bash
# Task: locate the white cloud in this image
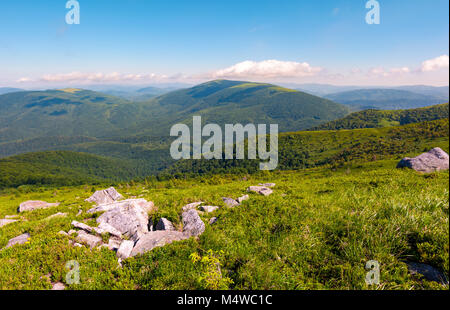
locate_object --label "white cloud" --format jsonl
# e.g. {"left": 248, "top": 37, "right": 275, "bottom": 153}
{"left": 16, "top": 77, "right": 32, "bottom": 83}
{"left": 212, "top": 60, "right": 322, "bottom": 79}
{"left": 38, "top": 72, "right": 168, "bottom": 83}
{"left": 421, "top": 55, "right": 449, "bottom": 72}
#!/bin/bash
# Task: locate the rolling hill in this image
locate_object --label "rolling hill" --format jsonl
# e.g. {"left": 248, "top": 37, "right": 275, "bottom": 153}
{"left": 0, "top": 80, "right": 350, "bottom": 144}
{"left": 310, "top": 103, "right": 449, "bottom": 131}
{"left": 324, "top": 89, "right": 445, "bottom": 111}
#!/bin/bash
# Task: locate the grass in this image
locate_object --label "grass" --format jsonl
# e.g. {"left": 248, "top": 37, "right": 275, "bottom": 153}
{"left": 0, "top": 159, "right": 448, "bottom": 290}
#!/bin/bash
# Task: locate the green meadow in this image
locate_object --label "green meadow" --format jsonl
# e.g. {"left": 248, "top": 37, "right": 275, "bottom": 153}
{"left": 0, "top": 159, "right": 448, "bottom": 290}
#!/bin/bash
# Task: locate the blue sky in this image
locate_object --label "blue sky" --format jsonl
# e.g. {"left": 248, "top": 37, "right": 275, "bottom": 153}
{"left": 0, "top": 0, "right": 448, "bottom": 87}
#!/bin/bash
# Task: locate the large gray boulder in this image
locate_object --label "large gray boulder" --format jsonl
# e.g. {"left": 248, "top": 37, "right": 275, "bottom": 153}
{"left": 96, "top": 200, "right": 150, "bottom": 242}
{"left": 130, "top": 231, "right": 186, "bottom": 257}
{"left": 85, "top": 187, "right": 123, "bottom": 205}
{"left": 182, "top": 209, "right": 205, "bottom": 237}
{"left": 397, "top": 148, "right": 449, "bottom": 173}
{"left": 5, "top": 233, "right": 30, "bottom": 249}
{"left": 18, "top": 201, "right": 60, "bottom": 213}
{"left": 87, "top": 198, "right": 154, "bottom": 214}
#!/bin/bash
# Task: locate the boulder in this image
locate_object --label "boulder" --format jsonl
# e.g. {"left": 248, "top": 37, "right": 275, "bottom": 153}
{"left": 182, "top": 209, "right": 205, "bottom": 237}
{"left": 237, "top": 195, "right": 249, "bottom": 204}
{"left": 5, "top": 233, "right": 30, "bottom": 249}
{"left": 97, "top": 222, "right": 123, "bottom": 238}
{"left": 96, "top": 200, "right": 150, "bottom": 242}
{"left": 130, "top": 231, "right": 186, "bottom": 257}
{"left": 0, "top": 219, "right": 18, "bottom": 228}
{"left": 116, "top": 240, "right": 135, "bottom": 259}
{"left": 247, "top": 186, "right": 273, "bottom": 196}
{"left": 199, "top": 205, "right": 219, "bottom": 213}
{"left": 182, "top": 202, "right": 204, "bottom": 211}
{"left": 75, "top": 231, "right": 102, "bottom": 248}
{"left": 85, "top": 187, "right": 123, "bottom": 205}
{"left": 222, "top": 197, "right": 239, "bottom": 207}
{"left": 18, "top": 201, "right": 60, "bottom": 213}
{"left": 405, "top": 261, "right": 448, "bottom": 284}
{"left": 397, "top": 148, "right": 449, "bottom": 173}
{"left": 155, "top": 218, "right": 175, "bottom": 231}
{"left": 71, "top": 220, "right": 94, "bottom": 233}
{"left": 87, "top": 198, "right": 154, "bottom": 214}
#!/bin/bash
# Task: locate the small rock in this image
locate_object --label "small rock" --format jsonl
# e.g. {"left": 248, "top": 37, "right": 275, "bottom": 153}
{"left": 75, "top": 231, "right": 102, "bottom": 248}
{"left": 131, "top": 231, "right": 187, "bottom": 257}
{"left": 117, "top": 240, "right": 135, "bottom": 259}
{"left": 58, "top": 231, "right": 68, "bottom": 236}
{"left": 71, "top": 220, "right": 93, "bottom": 233}
{"left": 397, "top": 147, "right": 449, "bottom": 173}
{"left": 259, "top": 183, "right": 276, "bottom": 188}
{"left": 182, "top": 209, "right": 205, "bottom": 237}
{"left": 73, "top": 243, "right": 83, "bottom": 248}
{"left": 76, "top": 210, "right": 82, "bottom": 216}
{"left": 51, "top": 282, "right": 66, "bottom": 290}
{"left": 155, "top": 218, "right": 175, "bottom": 231}
{"left": 85, "top": 187, "right": 123, "bottom": 205}
{"left": 18, "top": 201, "right": 60, "bottom": 213}
{"left": 222, "top": 197, "right": 239, "bottom": 207}
{"left": 237, "top": 195, "right": 250, "bottom": 204}
{"left": 5, "top": 233, "right": 30, "bottom": 249}
{"left": 68, "top": 230, "right": 77, "bottom": 235}
{"left": 199, "top": 205, "right": 219, "bottom": 213}
{"left": 0, "top": 219, "right": 18, "bottom": 228}
{"left": 247, "top": 186, "right": 273, "bottom": 196}
{"left": 182, "top": 202, "right": 204, "bottom": 211}
{"left": 209, "top": 217, "right": 218, "bottom": 225}
{"left": 4, "top": 215, "right": 19, "bottom": 219}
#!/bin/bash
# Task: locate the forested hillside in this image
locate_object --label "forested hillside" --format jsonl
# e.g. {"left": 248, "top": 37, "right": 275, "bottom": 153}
{"left": 310, "top": 103, "right": 449, "bottom": 130}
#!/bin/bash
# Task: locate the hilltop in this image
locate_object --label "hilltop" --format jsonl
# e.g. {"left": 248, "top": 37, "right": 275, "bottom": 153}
{"left": 325, "top": 89, "right": 445, "bottom": 111}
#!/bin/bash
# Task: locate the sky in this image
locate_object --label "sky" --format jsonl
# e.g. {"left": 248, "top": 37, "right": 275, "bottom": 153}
{"left": 0, "top": 0, "right": 448, "bottom": 88}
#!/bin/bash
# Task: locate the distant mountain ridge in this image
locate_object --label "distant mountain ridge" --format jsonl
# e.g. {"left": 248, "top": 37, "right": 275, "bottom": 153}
{"left": 324, "top": 88, "right": 446, "bottom": 111}
{"left": 0, "top": 80, "right": 350, "bottom": 144}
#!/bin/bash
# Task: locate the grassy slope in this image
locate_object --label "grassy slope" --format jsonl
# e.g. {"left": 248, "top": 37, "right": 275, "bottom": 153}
{"left": 310, "top": 103, "right": 449, "bottom": 131}
{"left": 0, "top": 159, "right": 448, "bottom": 289}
